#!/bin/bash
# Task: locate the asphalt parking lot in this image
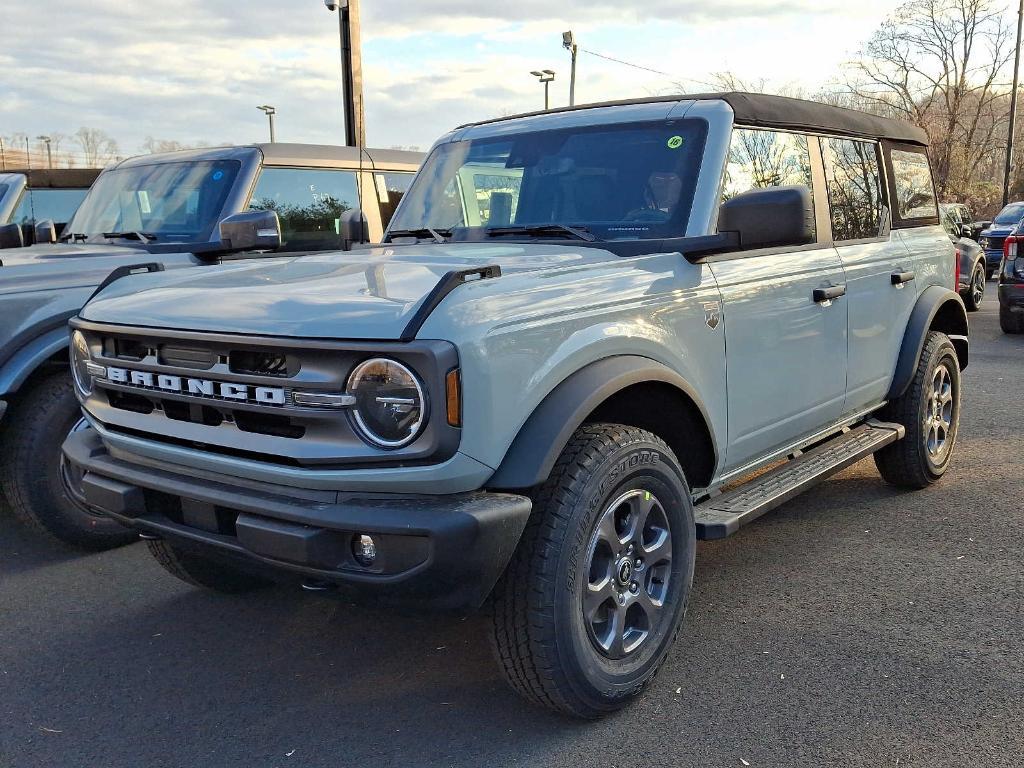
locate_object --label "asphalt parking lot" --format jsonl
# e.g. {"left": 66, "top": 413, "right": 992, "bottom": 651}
{"left": 1, "top": 292, "right": 1021, "bottom": 768}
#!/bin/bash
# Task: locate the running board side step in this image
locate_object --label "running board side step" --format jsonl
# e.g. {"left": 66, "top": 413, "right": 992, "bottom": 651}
{"left": 694, "top": 420, "right": 905, "bottom": 540}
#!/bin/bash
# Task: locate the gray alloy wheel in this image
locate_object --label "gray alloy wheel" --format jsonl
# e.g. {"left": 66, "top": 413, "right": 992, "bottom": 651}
{"left": 965, "top": 264, "right": 985, "bottom": 311}
{"left": 583, "top": 489, "right": 674, "bottom": 660}
{"left": 924, "top": 363, "right": 956, "bottom": 467}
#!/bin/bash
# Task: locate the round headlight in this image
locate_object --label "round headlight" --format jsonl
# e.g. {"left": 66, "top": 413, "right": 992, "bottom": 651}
{"left": 70, "top": 330, "right": 94, "bottom": 397}
{"left": 347, "top": 358, "right": 426, "bottom": 448}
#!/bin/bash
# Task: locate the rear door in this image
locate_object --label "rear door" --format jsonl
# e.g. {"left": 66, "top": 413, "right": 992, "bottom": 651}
{"left": 824, "top": 137, "right": 918, "bottom": 414}
{"left": 711, "top": 128, "right": 849, "bottom": 471}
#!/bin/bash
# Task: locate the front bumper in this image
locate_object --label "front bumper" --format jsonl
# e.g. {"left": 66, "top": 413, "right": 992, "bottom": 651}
{"left": 63, "top": 427, "right": 533, "bottom": 611}
{"left": 984, "top": 250, "right": 1004, "bottom": 269}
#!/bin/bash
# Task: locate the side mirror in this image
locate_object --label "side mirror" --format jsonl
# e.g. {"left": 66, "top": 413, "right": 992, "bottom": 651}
{"left": 339, "top": 208, "right": 368, "bottom": 251}
{"left": 718, "top": 185, "right": 814, "bottom": 251}
{"left": 0, "top": 223, "right": 24, "bottom": 250}
{"left": 218, "top": 210, "right": 282, "bottom": 252}
{"left": 34, "top": 219, "right": 57, "bottom": 245}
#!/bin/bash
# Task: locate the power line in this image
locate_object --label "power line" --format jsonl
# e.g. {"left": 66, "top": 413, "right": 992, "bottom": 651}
{"left": 579, "top": 47, "right": 673, "bottom": 78}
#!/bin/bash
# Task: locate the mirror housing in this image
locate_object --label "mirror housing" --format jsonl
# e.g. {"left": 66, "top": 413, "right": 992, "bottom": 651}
{"left": 218, "top": 210, "right": 282, "bottom": 253}
{"left": 718, "top": 185, "right": 815, "bottom": 251}
{"left": 339, "top": 208, "right": 368, "bottom": 251}
{"left": 34, "top": 219, "right": 57, "bottom": 245}
{"left": 0, "top": 223, "right": 24, "bottom": 250}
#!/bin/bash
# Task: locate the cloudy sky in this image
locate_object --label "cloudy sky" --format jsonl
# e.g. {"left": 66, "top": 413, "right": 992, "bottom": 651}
{"left": 1, "top": 0, "right": 911, "bottom": 158}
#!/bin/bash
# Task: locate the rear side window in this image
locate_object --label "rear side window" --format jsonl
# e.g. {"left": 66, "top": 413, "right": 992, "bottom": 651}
{"left": 823, "top": 138, "right": 884, "bottom": 242}
{"left": 249, "top": 167, "right": 360, "bottom": 251}
{"left": 890, "top": 149, "right": 937, "bottom": 221}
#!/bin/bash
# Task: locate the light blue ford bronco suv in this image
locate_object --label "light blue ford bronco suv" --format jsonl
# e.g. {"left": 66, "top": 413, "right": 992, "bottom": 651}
{"left": 62, "top": 93, "right": 968, "bottom": 718}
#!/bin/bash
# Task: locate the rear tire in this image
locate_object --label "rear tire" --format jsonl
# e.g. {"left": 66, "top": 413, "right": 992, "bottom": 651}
{"left": 147, "top": 539, "right": 271, "bottom": 593}
{"left": 1000, "top": 305, "right": 1024, "bottom": 334}
{"left": 0, "top": 372, "right": 136, "bottom": 550}
{"left": 874, "top": 332, "right": 961, "bottom": 489}
{"left": 490, "top": 424, "right": 695, "bottom": 719}
{"left": 962, "top": 263, "right": 985, "bottom": 312}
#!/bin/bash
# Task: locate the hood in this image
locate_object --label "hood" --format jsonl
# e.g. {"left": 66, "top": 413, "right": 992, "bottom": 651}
{"left": 81, "top": 243, "right": 619, "bottom": 340}
{"left": 980, "top": 225, "right": 1016, "bottom": 239}
{"left": 0, "top": 242, "right": 177, "bottom": 296}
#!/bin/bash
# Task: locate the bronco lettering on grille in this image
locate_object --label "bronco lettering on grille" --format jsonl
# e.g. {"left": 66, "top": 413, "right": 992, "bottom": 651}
{"left": 104, "top": 366, "right": 286, "bottom": 406}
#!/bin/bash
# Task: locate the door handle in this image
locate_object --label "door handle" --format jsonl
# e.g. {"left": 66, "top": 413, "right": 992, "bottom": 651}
{"left": 813, "top": 285, "right": 846, "bottom": 304}
{"left": 891, "top": 270, "right": 916, "bottom": 285}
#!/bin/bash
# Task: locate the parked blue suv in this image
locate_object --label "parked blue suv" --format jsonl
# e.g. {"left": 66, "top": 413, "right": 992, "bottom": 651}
{"left": 979, "top": 202, "right": 1024, "bottom": 277}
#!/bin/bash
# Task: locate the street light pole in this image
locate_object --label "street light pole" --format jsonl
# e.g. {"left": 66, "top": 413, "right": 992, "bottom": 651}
{"left": 257, "top": 105, "right": 277, "bottom": 142}
{"left": 562, "top": 31, "right": 577, "bottom": 107}
{"left": 1004, "top": 0, "right": 1024, "bottom": 207}
{"left": 37, "top": 136, "right": 53, "bottom": 169}
{"left": 530, "top": 69, "right": 556, "bottom": 110}
{"left": 325, "top": 0, "right": 365, "bottom": 148}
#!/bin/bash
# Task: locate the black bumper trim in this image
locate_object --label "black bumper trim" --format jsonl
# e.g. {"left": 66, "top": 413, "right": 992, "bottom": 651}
{"left": 63, "top": 427, "right": 532, "bottom": 610}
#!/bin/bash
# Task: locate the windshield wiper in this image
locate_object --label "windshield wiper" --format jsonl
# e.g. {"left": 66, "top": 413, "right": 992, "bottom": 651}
{"left": 103, "top": 231, "right": 158, "bottom": 243}
{"left": 485, "top": 224, "right": 597, "bottom": 242}
{"left": 59, "top": 232, "right": 89, "bottom": 243}
{"left": 387, "top": 227, "right": 451, "bottom": 244}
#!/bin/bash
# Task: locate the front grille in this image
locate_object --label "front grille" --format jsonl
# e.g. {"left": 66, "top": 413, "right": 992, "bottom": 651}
{"left": 986, "top": 236, "right": 1005, "bottom": 252}
{"left": 75, "top": 322, "right": 459, "bottom": 468}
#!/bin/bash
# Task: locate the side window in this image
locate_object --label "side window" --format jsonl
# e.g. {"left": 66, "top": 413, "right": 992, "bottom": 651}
{"left": 824, "top": 138, "right": 884, "bottom": 242}
{"left": 374, "top": 172, "right": 414, "bottom": 229}
{"left": 722, "top": 128, "right": 815, "bottom": 237}
{"left": 890, "top": 149, "right": 938, "bottom": 222}
{"left": 249, "top": 167, "right": 360, "bottom": 251}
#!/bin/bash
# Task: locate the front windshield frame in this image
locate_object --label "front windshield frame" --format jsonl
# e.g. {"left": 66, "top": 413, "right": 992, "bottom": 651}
{"left": 65, "top": 159, "right": 243, "bottom": 244}
{"left": 994, "top": 203, "right": 1024, "bottom": 226}
{"left": 387, "top": 118, "right": 708, "bottom": 244}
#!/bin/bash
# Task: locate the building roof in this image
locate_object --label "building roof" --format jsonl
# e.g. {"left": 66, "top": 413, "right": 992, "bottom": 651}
{"left": 0, "top": 168, "right": 102, "bottom": 188}
{"left": 460, "top": 92, "right": 929, "bottom": 147}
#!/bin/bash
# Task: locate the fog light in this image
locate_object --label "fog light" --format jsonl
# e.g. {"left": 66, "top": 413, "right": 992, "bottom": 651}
{"left": 352, "top": 534, "right": 377, "bottom": 567}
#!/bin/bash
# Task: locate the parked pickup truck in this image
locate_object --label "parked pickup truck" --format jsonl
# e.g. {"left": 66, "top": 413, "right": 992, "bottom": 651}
{"left": 62, "top": 93, "right": 966, "bottom": 717}
{"left": 0, "top": 143, "right": 422, "bottom": 550}
{"left": 0, "top": 168, "right": 101, "bottom": 243}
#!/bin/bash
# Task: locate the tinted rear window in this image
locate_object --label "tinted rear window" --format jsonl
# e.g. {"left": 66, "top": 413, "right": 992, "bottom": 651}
{"left": 890, "top": 149, "right": 938, "bottom": 221}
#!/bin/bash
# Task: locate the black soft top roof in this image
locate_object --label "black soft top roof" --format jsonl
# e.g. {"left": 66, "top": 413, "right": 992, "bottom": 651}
{"left": 462, "top": 91, "right": 929, "bottom": 147}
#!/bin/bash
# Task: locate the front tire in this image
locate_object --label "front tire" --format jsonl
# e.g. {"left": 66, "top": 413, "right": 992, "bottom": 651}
{"left": 0, "top": 372, "right": 136, "bottom": 550}
{"left": 962, "top": 263, "right": 985, "bottom": 312}
{"left": 874, "top": 332, "right": 961, "bottom": 489}
{"left": 147, "top": 540, "right": 271, "bottom": 593}
{"left": 490, "top": 424, "right": 695, "bottom": 718}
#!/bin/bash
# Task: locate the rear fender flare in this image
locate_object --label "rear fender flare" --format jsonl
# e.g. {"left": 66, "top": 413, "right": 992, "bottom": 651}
{"left": 887, "top": 286, "right": 968, "bottom": 401}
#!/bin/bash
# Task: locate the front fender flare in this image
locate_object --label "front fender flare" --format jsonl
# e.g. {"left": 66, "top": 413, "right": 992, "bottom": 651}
{"left": 487, "top": 355, "right": 717, "bottom": 490}
{"left": 887, "top": 286, "right": 968, "bottom": 401}
{"left": 0, "top": 324, "right": 71, "bottom": 396}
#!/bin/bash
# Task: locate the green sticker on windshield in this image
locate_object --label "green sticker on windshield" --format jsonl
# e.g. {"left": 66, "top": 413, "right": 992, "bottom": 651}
{"left": 667, "top": 135, "right": 684, "bottom": 149}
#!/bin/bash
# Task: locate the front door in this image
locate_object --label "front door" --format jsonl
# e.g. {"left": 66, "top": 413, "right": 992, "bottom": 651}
{"left": 712, "top": 249, "right": 849, "bottom": 471}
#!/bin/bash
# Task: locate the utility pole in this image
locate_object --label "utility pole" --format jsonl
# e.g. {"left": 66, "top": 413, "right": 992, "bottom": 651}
{"left": 562, "top": 31, "right": 577, "bottom": 107}
{"left": 0, "top": 137, "right": 6, "bottom": 171}
{"left": 325, "top": 0, "right": 365, "bottom": 147}
{"left": 257, "top": 105, "right": 277, "bottom": 142}
{"left": 531, "top": 70, "right": 556, "bottom": 110}
{"left": 37, "top": 136, "right": 53, "bottom": 168}
{"left": 1004, "top": 0, "right": 1024, "bottom": 207}
{"left": 24, "top": 137, "right": 31, "bottom": 170}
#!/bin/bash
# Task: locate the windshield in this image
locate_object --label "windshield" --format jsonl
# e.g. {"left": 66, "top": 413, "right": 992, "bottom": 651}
{"left": 12, "top": 188, "right": 89, "bottom": 226}
{"left": 388, "top": 119, "right": 707, "bottom": 242}
{"left": 993, "top": 203, "right": 1024, "bottom": 226}
{"left": 66, "top": 159, "right": 241, "bottom": 242}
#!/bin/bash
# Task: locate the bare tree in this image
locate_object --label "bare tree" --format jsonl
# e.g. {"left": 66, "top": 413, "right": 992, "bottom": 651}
{"left": 74, "top": 127, "right": 120, "bottom": 166}
{"left": 844, "top": 0, "right": 1012, "bottom": 198}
